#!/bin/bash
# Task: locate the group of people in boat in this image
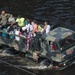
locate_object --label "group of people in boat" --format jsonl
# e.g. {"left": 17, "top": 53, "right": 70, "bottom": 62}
{"left": 0, "top": 10, "right": 51, "bottom": 51}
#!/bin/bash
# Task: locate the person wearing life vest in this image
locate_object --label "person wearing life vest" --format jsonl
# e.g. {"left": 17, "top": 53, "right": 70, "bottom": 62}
{"left": 16, "top": 15, "right": 25, "bottom": 27}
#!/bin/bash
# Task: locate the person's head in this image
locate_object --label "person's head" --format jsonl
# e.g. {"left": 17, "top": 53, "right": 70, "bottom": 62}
{"left": 34, "top": 20, "right": 38, "bottom": 25}
{"left": 26, "top": 19, "right": 30, "bottom": 23}
{"left": 17, "top": 15, "right": 21, "bottom": 19}
{"left": 44, "top": 21, "right": 48, "bottom": 25}
{"left": 66, "top": 36, "right": 70, "bottom": 40}
{"left": 1, "top": 10, "right": 5, "bottom": 15}
{"left": 10, "top": 15, "right": 13, "bottom": 18}
{"left": 17, "top": 27, "right": 20, "bottom": 31}
{"left": 13, "top": 25, "right": 17, "bottom": 29}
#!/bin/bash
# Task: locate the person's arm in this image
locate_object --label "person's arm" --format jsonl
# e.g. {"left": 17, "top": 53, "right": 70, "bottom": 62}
{"left": 7, "top": 13, "right": 11, "bottom": 17}
{"left": 43, "top": 25, "right": 47, "bottom": 30}
{"left": 41, "top": 25, "right": 47, "bottom": 33}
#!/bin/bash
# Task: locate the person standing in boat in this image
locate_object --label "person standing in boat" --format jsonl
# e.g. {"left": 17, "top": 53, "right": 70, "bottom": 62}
{"left": 41, "top": 21, "right": 51, "bottom": 35}
{"left": 14, "top": 27, "right": 21, "bottom": 41}
{"left": 0, "top": 10, "right": 10, "bottom": 28}
{"left": 8, "top": 14, "right": 16, "bottom": 26}
{"left": 22, "top": 19, "right": 33, "bottom": 34}
{"left": 16, "top": 15, "right": 25, "bottom": 27}
{"left": 33, "top": 20, "right": 38, "bottom": 33}
{"left": 32, "top": 20, "right": 42, "bottom": 33}
{"left": 25, "top": 20, "right": 33, "bottom": 50}
{"left": 24, "top": 18, "right": 29, "bottom": 26}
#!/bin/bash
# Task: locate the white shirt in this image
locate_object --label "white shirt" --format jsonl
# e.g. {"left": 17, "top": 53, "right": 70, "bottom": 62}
{"left": 22, "top": 24, "right": 33, "bottom": 32}
{"left": 8, "top": 17, "right": 15, "bottom": 23}
{"left": 15, "top": 30, "right": 20, "bottom": 41}
{"left": 46, "top": 25, "right": 50, "bottom": 34}
{"left": 27, "top": 24, "right": 33, "bottom": 32}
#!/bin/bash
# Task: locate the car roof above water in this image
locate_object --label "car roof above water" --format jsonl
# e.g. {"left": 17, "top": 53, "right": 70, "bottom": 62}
{"left": 46, "top": 27, "right": 74, "bottom": 42}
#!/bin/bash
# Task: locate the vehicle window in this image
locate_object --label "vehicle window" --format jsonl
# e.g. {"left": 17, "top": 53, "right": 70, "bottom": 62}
{"left": 59, "top": 34, "right": 75, "bottom": 50}
{"left": 49, "top": 41, "right": 59, "bottom": 50}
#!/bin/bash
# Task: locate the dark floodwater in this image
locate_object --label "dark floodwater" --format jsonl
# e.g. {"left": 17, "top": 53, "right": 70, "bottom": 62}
{"left": 0, "top": 54, "right": 75, "bottom": 75}
{"left": 0, "top": 60, "right": 75, "bottom": 75}
{"left": 0, "top": 0, "right": 75, "bottom": 75}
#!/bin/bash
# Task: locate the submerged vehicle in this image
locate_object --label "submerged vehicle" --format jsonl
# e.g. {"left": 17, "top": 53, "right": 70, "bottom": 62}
{"left": 0, "top": 27, "right": 75, "bottom": 70}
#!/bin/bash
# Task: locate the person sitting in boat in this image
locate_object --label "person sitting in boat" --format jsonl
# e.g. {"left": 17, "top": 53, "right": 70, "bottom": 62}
{"left": 7, "top": 25, "right": 15, "bottom": 39}
{"left": 2, "top": 28, "right": 8, "bottom": 38}
{"left": 14, "top": 27, "right": 21, "bottom": 41}
{"left": 16, "top": 15, "right": 25, "bottom": 27}
{"left": 8, "top": 14, "right": 16, "bottom": 25}
{"left": 24, "top": 18, "right": 29, "bottom": 25}
{"left": 9, "top": 30, "right": 14, "bottom": 39}
{"left": 41, "top": 21, "right": 50, "bottom": 35}
{"left": 0, "top": 10, "right": 11, "bottom": 28}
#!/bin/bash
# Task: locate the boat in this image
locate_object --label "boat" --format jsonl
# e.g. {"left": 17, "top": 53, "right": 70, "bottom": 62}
{"left": 0, "top": 26, "right": 75, "bottom": 70}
